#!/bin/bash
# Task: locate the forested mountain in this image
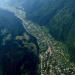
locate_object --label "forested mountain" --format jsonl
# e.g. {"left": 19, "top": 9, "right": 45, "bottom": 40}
{"left": 10, "top": 0, "right": 75, "bottom": 61}
{"left": 8, "top": 0, "right": 75, "bottom": 48}
{"left": 0, "top": 0, "right": 75, "bottom": 75}
{"left": 0, "top": 9, "right": 39, "bottom": 75}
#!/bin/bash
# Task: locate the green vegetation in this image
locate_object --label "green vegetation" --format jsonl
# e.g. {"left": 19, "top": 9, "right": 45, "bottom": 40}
{"left": 18, "top": 0, "right": 75, "bottom": 62}
{"left": 0, "top": 9, "right": 39, "bottom": 75}
{"left": 0, "top": 0, "right": 75, "bottom": 74}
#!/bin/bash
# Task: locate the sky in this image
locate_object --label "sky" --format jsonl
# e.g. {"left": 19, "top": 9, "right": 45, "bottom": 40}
{"left": 0, "top": 0, "right": 10, "bottom": 8}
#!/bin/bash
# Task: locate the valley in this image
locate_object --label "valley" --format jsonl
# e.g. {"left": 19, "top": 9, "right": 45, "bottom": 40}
{"left": 0, "top": 4, "right": 75, "bottom": 75}
{"left": 0, "top": 8, "right": 39, "bottom": 75}
{"left": 0, "top": 0, "right": 75, "bottom": 75}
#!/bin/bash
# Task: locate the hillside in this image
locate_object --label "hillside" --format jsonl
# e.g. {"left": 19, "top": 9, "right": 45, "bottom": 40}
{"left": 13, "top": 0, "right": 75, "bottom": 62}
{"left": 0, "top": 0, "right": 75, "bottom": 75}
{"left": 0, "top": 9, "right": 39, "bottom": 75}
{"left": 8, "top": 0, "right": 75, "bottom": 51}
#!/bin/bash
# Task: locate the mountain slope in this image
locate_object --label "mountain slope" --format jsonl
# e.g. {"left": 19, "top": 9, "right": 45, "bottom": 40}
{"left": 13, "top": 0, "right": 75, "bottom": 61}
{"left": 0, "top": 0, "right": 75, "bottom": 75}
{"left": 8, "top": 0, "right": 75, "bottom": 49}
{"left": 0, "top": 8, "right": 39, "bottom": 75}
